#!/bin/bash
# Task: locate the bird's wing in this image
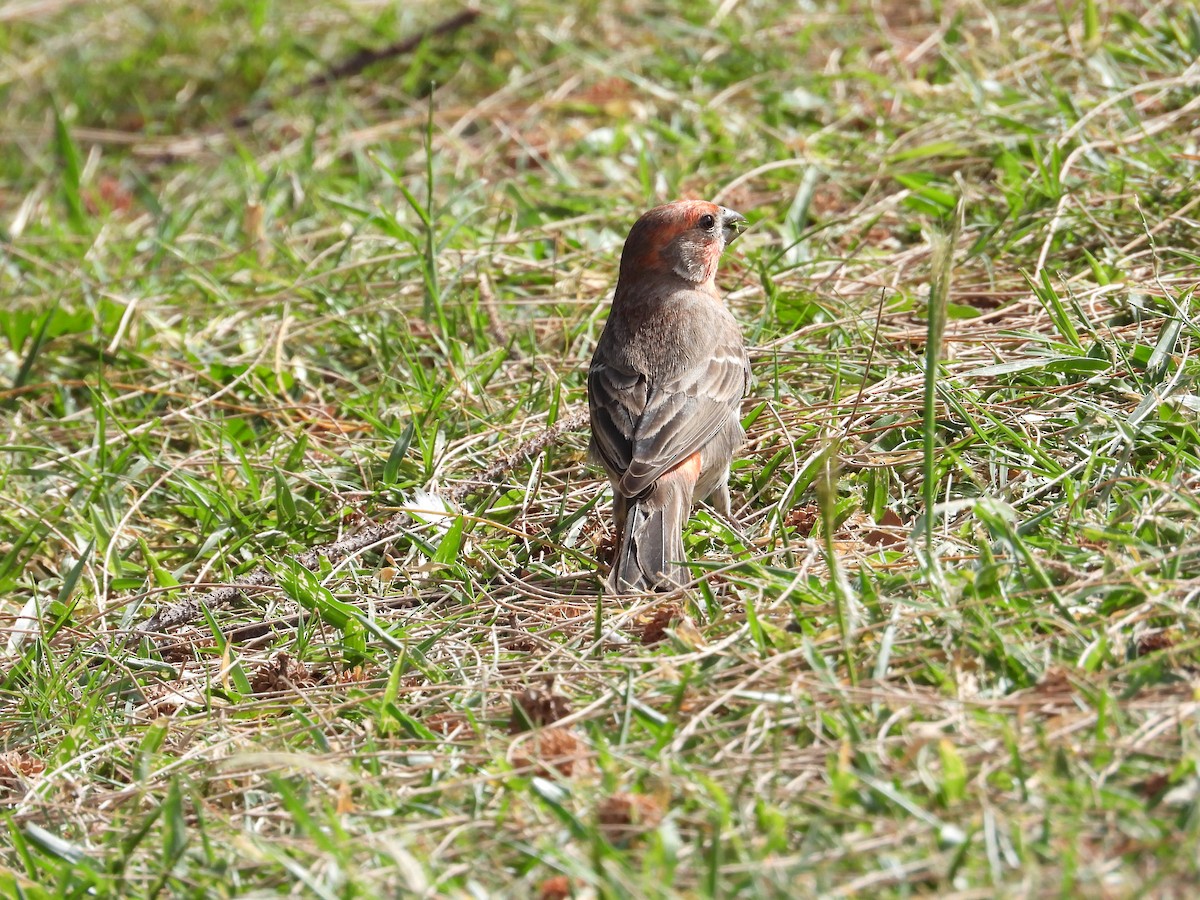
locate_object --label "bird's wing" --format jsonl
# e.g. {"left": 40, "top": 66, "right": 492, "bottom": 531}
{"left": 588, "top": 359, "right": 643, "bottom": 476}
{"left": 591, "top": 346, "right": 747, "bottom": 499}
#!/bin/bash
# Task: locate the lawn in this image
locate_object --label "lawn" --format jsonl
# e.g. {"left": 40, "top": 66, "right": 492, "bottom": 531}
{"left": 2, "top": 0, "right": 1200, "bottom": 896}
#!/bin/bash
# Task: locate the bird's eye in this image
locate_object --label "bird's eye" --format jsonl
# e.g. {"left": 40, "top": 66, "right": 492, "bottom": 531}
{"left": 698, "top": 214, "right": 716, "bottom": 230}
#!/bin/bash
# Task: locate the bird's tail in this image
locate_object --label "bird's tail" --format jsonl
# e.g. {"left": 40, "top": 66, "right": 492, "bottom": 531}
{"left": 608, "top": 478, "right": 692, "bottom": 593}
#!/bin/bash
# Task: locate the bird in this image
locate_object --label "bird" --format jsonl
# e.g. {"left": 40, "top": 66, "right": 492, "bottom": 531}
{"left": 588, "top": 200, "right": 750, "bottom": 593}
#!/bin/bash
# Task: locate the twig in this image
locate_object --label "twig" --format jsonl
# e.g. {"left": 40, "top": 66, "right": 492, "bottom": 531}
{"left": 232, "top": 8, "right": 481, "bottom": 128}
{"left": 445, "top": 408, "right": 589, "bottom": 505}
{"left": 476, "top": 271, "right": 511, "bottom": 348}
{"left": 309, "top": 9, "right": 479, "bottom": 90}
{"left": 156, "top": 593, "right": 433, "bottom": 657}
{"left": 133, "top": 406, "right": 588, "bottom": 638}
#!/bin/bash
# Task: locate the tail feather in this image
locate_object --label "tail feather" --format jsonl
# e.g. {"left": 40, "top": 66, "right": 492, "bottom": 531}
{"left": 608, "top": 479, "right": 691, "bottom": 593}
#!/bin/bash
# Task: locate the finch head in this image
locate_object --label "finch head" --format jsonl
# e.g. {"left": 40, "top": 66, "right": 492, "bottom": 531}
{"left": 617, "top": 200, "right": 746, "bottom": 288}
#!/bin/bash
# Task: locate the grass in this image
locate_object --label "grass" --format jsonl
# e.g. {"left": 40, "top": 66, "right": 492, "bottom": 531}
{"left": 2, "top": 0, "right": 1200, "bottom": 895}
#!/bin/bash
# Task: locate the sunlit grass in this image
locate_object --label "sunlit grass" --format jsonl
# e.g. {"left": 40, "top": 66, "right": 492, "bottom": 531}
{"left": 2, "top": 0, "right": 1199, "bottom": 895}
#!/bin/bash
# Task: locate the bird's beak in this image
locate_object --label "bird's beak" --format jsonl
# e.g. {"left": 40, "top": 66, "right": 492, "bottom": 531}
{"left": 720, "top": 208, "right": 747, "bottom": 243}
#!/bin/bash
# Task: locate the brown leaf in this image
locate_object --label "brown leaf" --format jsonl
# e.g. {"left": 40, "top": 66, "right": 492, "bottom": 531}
{"left": 0, "top": 751, "right": 45, "bottom": 793}
{"left": 512, "top": 727, "right": 590, "bottom": 778}
{"left": 1135, "top": 630, "right": 1177, "bottom": 657}
{"left": 250, "top": 652, "right": 315, "bottom": 695}
{"left": 1135, "top": 772, "right": 1171, "bottom": 800}
{"left": 596, "top": 792, "right": 665, "bottom": 844}
{"left": 784, "top": 504, "right": 820, "bottom": 534}
{"left": 510, "top": 686, "right": 572, "bottom": 734}
{"left": 640, "top": 604, "right": 681, "bottom": 645}
{"left": 865, "top": 508, "right": 905, "bottom": 547}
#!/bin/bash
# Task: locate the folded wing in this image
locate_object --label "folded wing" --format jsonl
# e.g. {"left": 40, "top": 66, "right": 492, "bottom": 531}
{"left": 589, "top": 347, "right": 748, "bottom": 498}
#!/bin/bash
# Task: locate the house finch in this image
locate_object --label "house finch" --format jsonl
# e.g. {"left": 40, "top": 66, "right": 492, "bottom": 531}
{"left": 588, "top": 200, "right": 749, "bottom": 593}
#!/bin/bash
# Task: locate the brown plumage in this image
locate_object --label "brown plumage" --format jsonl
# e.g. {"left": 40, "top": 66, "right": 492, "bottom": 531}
{"left": 588, "top": 200, "right": 750, "bottom": 593}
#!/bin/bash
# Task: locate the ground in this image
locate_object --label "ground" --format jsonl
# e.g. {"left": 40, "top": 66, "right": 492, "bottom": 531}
{"left": 1, "top": 0, "right": 1199, "bottom": 896}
